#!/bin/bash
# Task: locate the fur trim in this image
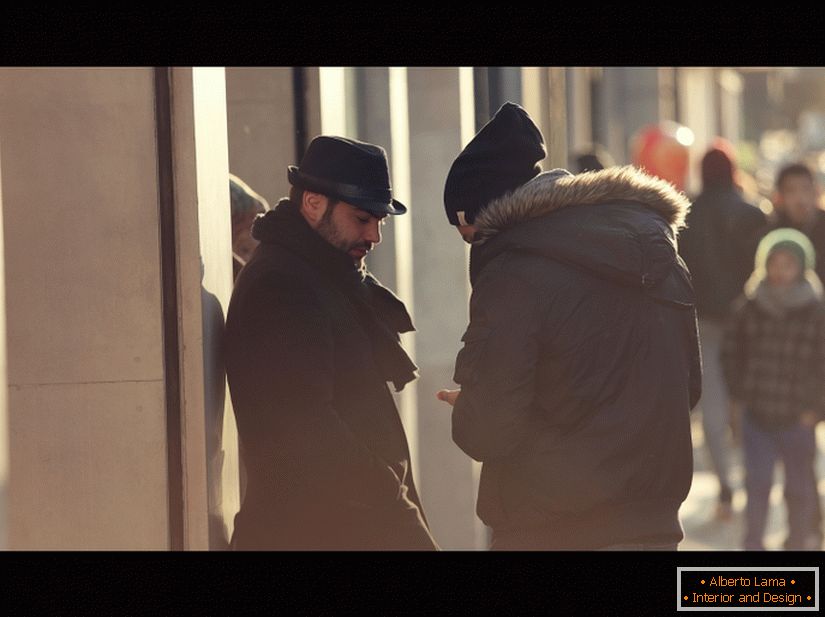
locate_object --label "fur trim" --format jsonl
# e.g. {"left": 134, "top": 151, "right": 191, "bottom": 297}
{"left": 473, "top": 165, "right": 691, "bottom": 244}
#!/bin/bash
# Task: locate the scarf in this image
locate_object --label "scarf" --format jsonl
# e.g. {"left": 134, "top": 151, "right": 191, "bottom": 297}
{"left": 751, "top": 278, "right": 821, "bottom": 318}
{"left": 252, "top": 199, "right": 418, "bottom": 391}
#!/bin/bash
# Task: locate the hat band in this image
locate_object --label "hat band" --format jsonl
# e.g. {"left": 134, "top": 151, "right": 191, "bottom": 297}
{"left": 292, "top": 168, "right": 392, "bottom": 205}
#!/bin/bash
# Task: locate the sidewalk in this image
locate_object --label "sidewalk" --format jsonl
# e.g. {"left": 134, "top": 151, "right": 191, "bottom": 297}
{"left": 679, "top": 415, "right": 825, "bottom": 550}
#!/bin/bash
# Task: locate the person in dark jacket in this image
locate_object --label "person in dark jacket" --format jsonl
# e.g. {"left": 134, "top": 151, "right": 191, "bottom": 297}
{"left": 436, "top": 102, "right": 699, "bottom": 550}
{"left": 229, "top": 173, "right": 270, "bottom": 282}
{"left": 678, "top": 144, "right": 767, "bottom": 521}
{"left": 768, "top": 163, "right": 825, "bottom": 283}
{"left": 720, "top": 228, "right": 825, "bottom": 550}
{"left": 224, "top": 136, "right": 438, "bottom": 550}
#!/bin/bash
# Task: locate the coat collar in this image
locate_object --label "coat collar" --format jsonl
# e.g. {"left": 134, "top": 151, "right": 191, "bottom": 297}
{"left": 472, "top": 165, "right": 691, "bottom": 245}
{"left": 252, "top": 198, "right": 364, "bottom": 286}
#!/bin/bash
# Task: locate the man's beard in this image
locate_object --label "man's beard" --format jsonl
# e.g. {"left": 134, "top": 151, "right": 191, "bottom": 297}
{"left": 317, "top": 206, "right": 370, "bottom": 263}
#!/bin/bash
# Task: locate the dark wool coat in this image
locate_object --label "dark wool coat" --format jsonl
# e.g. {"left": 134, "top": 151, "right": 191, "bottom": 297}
{"left": 452, "top": 166, "right": 700, "bottom": 549}
{"left": 721, "top": 295, "right": 825, "bottom": 430}
{"left": 678, "top": 186, "right": 766, "bottom": 320}
{"left": 224, "top": 200, "right": 437, "bottom": 550}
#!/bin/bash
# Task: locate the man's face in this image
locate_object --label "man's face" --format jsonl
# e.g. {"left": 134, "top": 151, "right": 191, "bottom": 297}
{"left": 776, "top": 174, "right": 819, "bottom": 226}
{"left": 233, "top": 207, "right": 265, "bottom": 262}
{"left": 315, "top": 199, "right": 386, "bottom": 265}
{"left": 456, "top": 224, "right": 477, "bottom": 244}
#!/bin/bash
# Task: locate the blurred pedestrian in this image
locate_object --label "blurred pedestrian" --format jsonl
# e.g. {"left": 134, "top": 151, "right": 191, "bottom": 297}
{"left": 769, "top": 162, "right": 825, "bottom": 283}
{"left": 721, "top": 228, "right": 825, "bottom": 550}
{"left": 436, "top": 102, "right": 699, "bottom": 550}
{"left": 230, "top": 173, "right": 270, "bottom": 281}
{"left": 224, "top": 136, "right": 437, "bottom": 550}
{"left": 765, "top": 162, "right": 825, "bottom": 547}
{"left": 678, "top": 142, "right": 767, "bottom": 521}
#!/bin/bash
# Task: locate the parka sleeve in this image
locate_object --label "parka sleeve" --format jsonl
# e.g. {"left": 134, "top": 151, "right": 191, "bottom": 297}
{"left": 687, "top": 307, "right": 703, "bottom": 411}
{"left": 451, "top": 271, "right": 542, "bottom": 462}
{"left": 229, "top": 277, "right": 403, "bottom": 511}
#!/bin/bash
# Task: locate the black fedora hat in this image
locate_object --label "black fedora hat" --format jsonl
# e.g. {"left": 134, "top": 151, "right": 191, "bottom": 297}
{"left": 288, "top": 135, "right": 407, "bottom": 216}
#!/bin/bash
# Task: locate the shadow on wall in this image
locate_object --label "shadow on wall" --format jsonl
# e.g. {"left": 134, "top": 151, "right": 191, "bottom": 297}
{"left": 202, "top": 265, "right": 229, "bottom": 550}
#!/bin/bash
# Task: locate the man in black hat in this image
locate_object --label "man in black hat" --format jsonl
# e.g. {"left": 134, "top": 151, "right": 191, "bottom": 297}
{"left": 436, "top": 102, "right": 701, "bottom": 550}
{"left": 224, "top": 135, "right": 438, "bottom": 550}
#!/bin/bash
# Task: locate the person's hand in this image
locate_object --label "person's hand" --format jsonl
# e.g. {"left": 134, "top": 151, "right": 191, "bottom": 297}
{"left": 436, "top": 389, "right": 461, "bottom": 407}
{"left": 800, "top": 410, "right": 818, "bottom": 429}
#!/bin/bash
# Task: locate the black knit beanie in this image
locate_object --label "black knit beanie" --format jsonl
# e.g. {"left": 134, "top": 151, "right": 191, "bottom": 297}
{"left": 701, "top": 147, "right": 735, "bottom": 188}
{"left": 443, "top": 102, "right": 546, "bottom": 226}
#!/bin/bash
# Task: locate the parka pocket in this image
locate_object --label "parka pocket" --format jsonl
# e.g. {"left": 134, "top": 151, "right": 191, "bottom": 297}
{"left": 453, "top": 324, "right": 492, "bottom": 385}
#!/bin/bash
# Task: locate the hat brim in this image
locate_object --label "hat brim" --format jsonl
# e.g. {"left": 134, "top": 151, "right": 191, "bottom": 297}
{"left": 288, "top": 166, "right": 407, "bottom": 215}
{"left": 351, "top": 198, "right": 407, "bottom": 216}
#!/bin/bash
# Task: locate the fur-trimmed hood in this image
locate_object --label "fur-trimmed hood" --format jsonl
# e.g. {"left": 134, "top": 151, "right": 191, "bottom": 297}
{"left": 474, "top": 165, "right": 690, "bottom": 244}
{"left": 468, "top": 166, "right": 695, "bottom": 305}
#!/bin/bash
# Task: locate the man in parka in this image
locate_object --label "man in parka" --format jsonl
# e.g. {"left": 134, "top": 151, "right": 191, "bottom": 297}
{"left": 437, "top": 103, "right": 700, "bottom": 550}
{"left": 225, "top": 135, "right": 438, "bottom": 550}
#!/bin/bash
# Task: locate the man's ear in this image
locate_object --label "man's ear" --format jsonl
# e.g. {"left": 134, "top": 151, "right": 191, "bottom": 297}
{"left": 300, "top": 190, "right": 327, "bottom": 227}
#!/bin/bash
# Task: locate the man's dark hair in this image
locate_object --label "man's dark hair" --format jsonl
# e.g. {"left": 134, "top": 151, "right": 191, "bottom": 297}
{"left": 289, "top": 185, "right": 339, "bottom": 210}
{"left": 776, "top": 162, "right": 815, "bottom": 192}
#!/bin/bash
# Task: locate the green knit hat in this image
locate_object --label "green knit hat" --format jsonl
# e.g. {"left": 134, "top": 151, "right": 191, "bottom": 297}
{"left": 754, "top": 227, "right": 816, "bottom": 274}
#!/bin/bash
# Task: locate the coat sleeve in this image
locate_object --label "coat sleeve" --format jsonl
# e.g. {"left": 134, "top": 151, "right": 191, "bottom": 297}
{"left": 688, "top": 307, "right": 703, "bottom": 411}
{"left": 229, "top": 277, "right": 403, "bottom": 511}
{"left": 451, "top": 270, "right": 542, "bottom": 462}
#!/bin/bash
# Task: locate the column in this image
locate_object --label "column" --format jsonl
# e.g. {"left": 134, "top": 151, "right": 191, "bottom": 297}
{"left": 0, "top": 67, "right": 233, "bottom": 550}
{"left": 521, "top": 68, "right": 568, "bottom": 169}
{"left": 597, "top": 67, "right": 630, "bottom": 164}
{"left": 678, "top": 67, "right": 717, "bottom": 194}
{"left": 565, "top": 67, "right": 594, "bottom": 157}
{"left": 0, "top": 145, "right": 7, "bottom": 549}
{"left": 718, "top": 68, "right": 744, "bottom": 144}
{"left": 0, "top": 68, "right": 172, "bottom": 549}
{"left": 225, "top": 68, "right": 297, "bottom": 207}
{"left": 406, "top": 67, "right": 478, "bottom": 549}
{"left": 624, "top": 67, "right": 665, "bottom": 147}
{"left": 168, "top": 67, "right": 239, "bottom": 550}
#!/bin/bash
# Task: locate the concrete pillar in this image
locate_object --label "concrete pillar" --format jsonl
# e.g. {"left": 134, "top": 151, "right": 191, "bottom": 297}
{"left": 546, "top": 68, "right": 569, "bottom": 169}
{"left": 658, "top": 67, "right": 678, "bottom": 122}
{"left": 678, "top": 67, "right": 717, "bottom": 195}
{"left": 318, "top": 67, "right": 357, "bottom": 137}
{"left": 406, "top": 67, "right": 478, "bottom": 549}
{"left": 303, "top": 68, "right": 323, "bottom": 143}
{"left": 225, "top": 68, "right": 296, "bottom": 208}
{"left": 718, "top": 68, "right": 744, "bottom": 144}
{"left": 168, "top": 67, "right": 239, "bottom": 550}
{"left": 598, "top": 67, "right": 630, "bottom": 164}
{"left": 522, "top": 67, "right": 548, "bottom": 139}
{"left": 0, "top": 147, "right": 7, "bottom": 549}
{"left": 623, "top": 67, "right": 664, "bottom": 150}
{"left": 349, "top": 67, "right": 421, "bottom": 486}
{"left": 0, "top": 67, "right": 232, "bottom": 550}
{"left": 0, "top": 68, "right": 171, "bottom": 549}
{"left": 490, "top": 67, "right": 522, "bottom": 108}
{"left": 565, "top": 67, "right": 594, "bottom": 156}
{"left": 521, "top": 68, "right": 568, "bottom": 169}
{"left": 352, "top": 67, "right": 397, "bottom": 289}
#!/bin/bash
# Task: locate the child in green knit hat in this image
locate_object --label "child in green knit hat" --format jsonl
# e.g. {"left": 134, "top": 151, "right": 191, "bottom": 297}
{"left": 721, "top": 227, "right": 825, "bottom": 550}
